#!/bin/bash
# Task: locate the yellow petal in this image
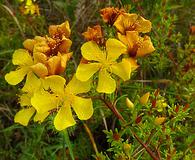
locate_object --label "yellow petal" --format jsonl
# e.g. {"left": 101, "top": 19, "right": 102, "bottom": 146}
{"left": 19, "top": 92, "right": 32, "bottom": 107}
{"left": 72, "top": 96, "right": 93, "bottom": 120}
{"left": 33, "top": 40, "right": 50, "bottom": 54}
{"left": 135, "top": 16, "right": 152, "bottom": 33}
{"left": 97, "top": 70, "right": 116, "bottom": 94}
{"left": 47, "top": 55, "right": 61, "bottom": 75}
{"left": 106, "top": 38, "right": 127, "bottom": 61}
{"left": 12, "top": 49, "right": 33, "bottom": 66}
{"left": 114, "top": 13, "right": 138, "bottom": 34}
{"left": 129, "top": 58, "right": 139, "bottom": 71}
{"left": 14, "top": 107, "right": 35, "bottom": 126}
{"left": 66, "top": 75, "right": 91, "bottom": 94}
{"left": 33, "top": 52, "right": 47, "bottom": 64}
{"left": 5, "top": 67, "right": 29, "bottom": 85}
{"left": 76, "top": 63, "right": 101, "bottom": 81}
{"left": 22, "top": 72, "right": 41, "bottom": 92}
{"left": 23, "top": 39, "right": 36, "bottom": 52}
{"left": 61, "top": 52, "right": 72, "bottom": 66}
{"left": 54, "top": 104, "right": 76, "bottom": 131}
{"left": 41, "top": 75, "right": 65, "bottom": 94}
{"left": 47, "top": 53, "right": 71, "bottom": 75}
{"left": 34, "top": 36, "right": 46, "bottom": 42}
{"left": 137, "top": 36, "right": 155, "bottom": 57}
{"left": 122, "top": 13, "right": 138, "bottom": 32}
{"left": 58, "top": 52, "right": 72, "bottom": 73}
{"left": 49, "top": 21, "right": 71, "bottom": 38}
{"left": 31, "top": 90, "right": 60, "bottom": 113}
{"left": 81, "top": 41, "right": 105, "bottom": 61}
{"left": 111, "top": 58, "right": 131, "bottom": 81}
{"left": 117, "top": 32, "right": 128, "bottom": 46}
{"left": 34, "top": 112, "right": 49, "bottom": 123}
{"left": 59, "top": 38, "right": 72, "bottom": 53}
{"left": 26, "top": 0, "right": 33, "bottom": 6}
{"left": 31, "top": 63, "right": 48, "bottom": 78}
{"left": 125, "top": 31, "right": 139, "bottom": 49}
{"left": 140, "top": 92, "right": 150, "bottom": 105}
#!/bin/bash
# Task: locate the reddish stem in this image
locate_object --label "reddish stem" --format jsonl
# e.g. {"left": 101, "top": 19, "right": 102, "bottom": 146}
{"left": 100, "top": 97, "right": 125, "bottom": 122}
{"left": 131, "top": 130, "right": 159, "bottom": 160}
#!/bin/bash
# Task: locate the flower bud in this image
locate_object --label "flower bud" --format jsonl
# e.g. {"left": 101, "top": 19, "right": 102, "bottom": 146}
{"left": 123, "top": 143, "right": 131, "bottom": 155}
{"left": 140, "top": 92, "right": 150, "bottom": 105}
{"left": 154, "top": 117, "right": 166, "bottom": 125}
{"left": 126, "top": 98, "right": 134, "bottom": 110}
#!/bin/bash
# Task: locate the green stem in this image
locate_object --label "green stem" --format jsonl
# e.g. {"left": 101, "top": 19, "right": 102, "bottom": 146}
{"left": 62, "top": 131, "right": 66, "bottom": 160}
{"left": 63, "top": 129, "right": 75, "bottom": 160}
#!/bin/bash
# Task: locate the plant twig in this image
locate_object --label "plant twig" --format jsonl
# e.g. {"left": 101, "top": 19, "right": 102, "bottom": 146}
{"left": 100, "top": 96, "right": 125, "bottom": 122}
{"left": 83, "top": 122, "right": 99, "bottom": 155}
{"left": 129, "top": 79, "right": 173, "bottom": 84}
{"left": 131, "top": 130, "right": 159, "bottom": 160}
{"left": 99, "top": 108, "right": 108, "bottom": 130}
{"left": 132, "top": 129, "right": 157, "bottom": 157}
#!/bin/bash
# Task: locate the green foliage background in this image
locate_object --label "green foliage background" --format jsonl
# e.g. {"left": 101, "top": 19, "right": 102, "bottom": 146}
{"left": 0, "top": 0, "right": 194, "bottom": 159}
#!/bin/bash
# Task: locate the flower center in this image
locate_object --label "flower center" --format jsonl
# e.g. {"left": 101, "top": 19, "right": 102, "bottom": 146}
{"left": 101, "top": 60, "right": 113, "bottom": 70}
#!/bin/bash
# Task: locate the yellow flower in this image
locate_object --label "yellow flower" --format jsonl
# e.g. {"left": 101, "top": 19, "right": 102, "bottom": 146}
{"left": 14, "top": 72, "right": 49, "bottom": 126}
{"left": 82, "top": 25, "right": 104, "bottom": 44}
{"left": 31, "top": 75, "right": 93, "bottom": 131}
{"left": 5, "top": 49, "right": 48, "bottom": 85}
{"left": 76, "top": 39, "right": 132, "bottom": 94}
{"left": 46, "top": 52, "right": 72, "bottom": 75}
{"left": 20, "top": 0, "right": 40, "bottom": 15}
{"left": 114, "top": 13, "right": 152, "bottom": 34}
{"left": 23, "top": 35, "right": 72, "bottom": 76}
{"left": 156, "top": 99, "right": 168, "bottom": 112}
{"left": 23, "top": 35, "right": 72, "bottom": 57}
{"left": 100, "top": 7, "right": 124, "bottom": 25}
{"left": 118, "top": 31, "right": 155, "bottom": 57}
{"left": 140, "top": 92, "right": 150, "bottom": 105}
{"left": 49, "top": 21, "right": 71, "bottom": 39}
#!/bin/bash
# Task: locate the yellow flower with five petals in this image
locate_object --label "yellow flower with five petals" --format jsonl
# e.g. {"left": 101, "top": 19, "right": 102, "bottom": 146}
{"left": 31, "top": 75, "right": 93, "bottom": 131}
{"left": 5, "top": 49, "right": 48, "bottom": 85}
{"left": 118, "top": 31, "right": 155, "bottom": 57}
{"left": 114, "top": 13, "right": 152, "bottom": 35}
{"left": 76, "top": 38, "right": 132, "bottom": 94}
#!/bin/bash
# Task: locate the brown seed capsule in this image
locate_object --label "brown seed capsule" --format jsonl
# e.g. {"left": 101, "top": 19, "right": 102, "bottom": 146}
{"left": 152, "top": 99, "right": 156, "bottom": 108}
{"left": 183, "top": 104, "right": 190, "bottom": 111}
{"left": 135, "top": 115, "right": 142, "bottom": 124}
{"left": 175, "top": 105, "right": 179, "bottom": 113}
{"left": 113, "top": 133, "right": 120, "bottom": 141}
